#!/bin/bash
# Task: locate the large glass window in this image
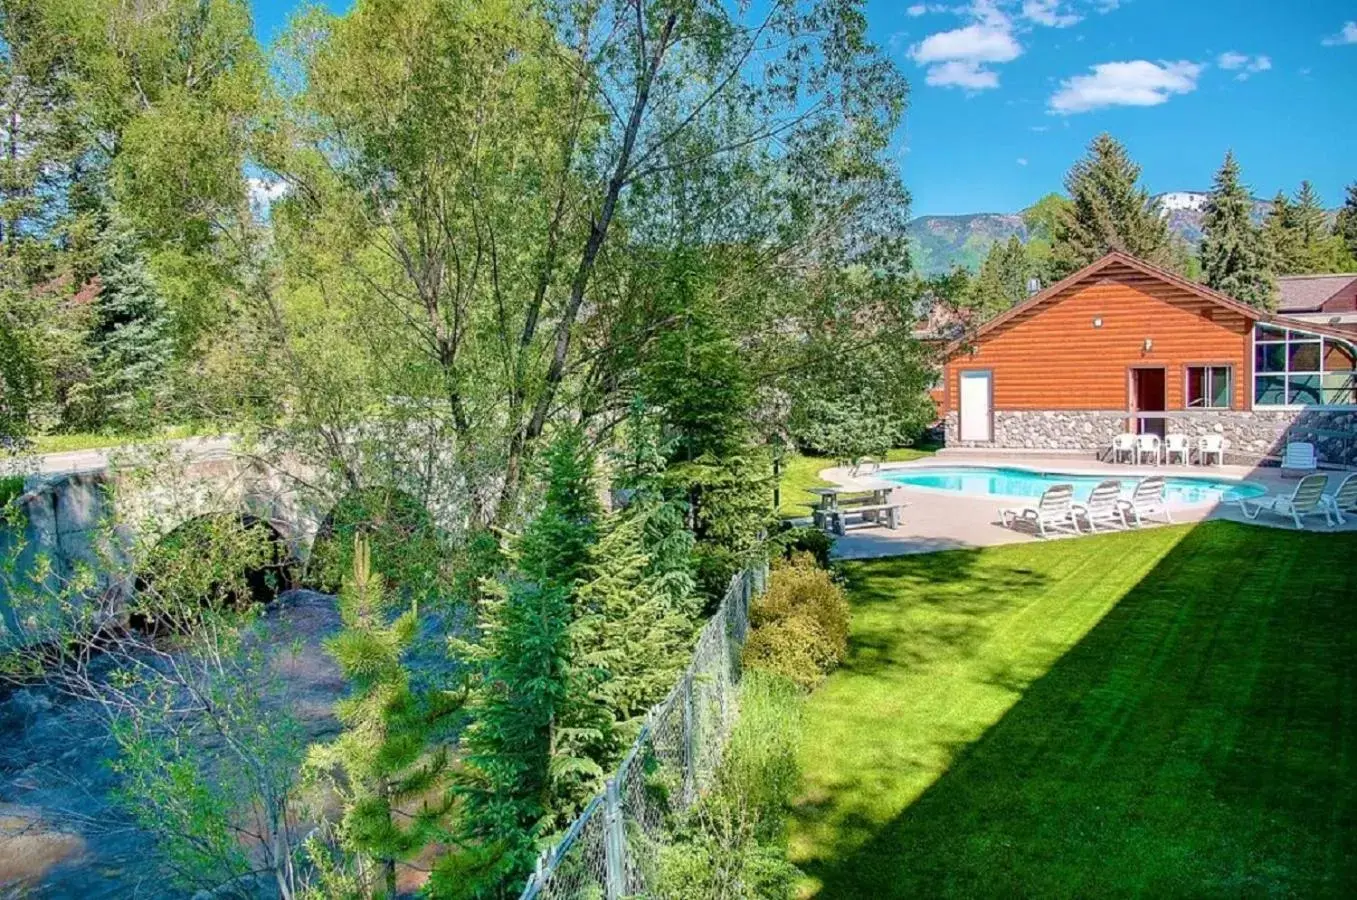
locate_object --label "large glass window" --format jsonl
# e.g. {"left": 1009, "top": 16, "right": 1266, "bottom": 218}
{"left": 1253, "top": 325, "right": 1357, "bottom": 408}
{"left": 1186, "top": 366, "right": 1232, "bottom": 408}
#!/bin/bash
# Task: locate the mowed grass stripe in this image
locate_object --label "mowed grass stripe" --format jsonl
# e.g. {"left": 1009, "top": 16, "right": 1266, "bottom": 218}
{"left": 793, "top": 522, "right": 1357, "bottom": 898}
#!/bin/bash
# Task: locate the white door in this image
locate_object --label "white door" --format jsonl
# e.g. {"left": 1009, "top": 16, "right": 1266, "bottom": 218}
{"left": 959, "top": 371, "right": 992, "bottom": 442}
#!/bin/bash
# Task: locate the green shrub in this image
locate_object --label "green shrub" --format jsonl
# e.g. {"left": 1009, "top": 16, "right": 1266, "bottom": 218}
{"left": 741, "top": 557, "right": 850, "bottom": 689}
{"left": 769, "top": 524, "right": 832, "bottom": 569}
{"left": 656, "top": 671, "right": 803, "bottom": 899}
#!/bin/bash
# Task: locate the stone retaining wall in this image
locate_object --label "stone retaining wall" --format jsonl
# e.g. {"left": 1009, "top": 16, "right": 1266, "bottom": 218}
{"left": 943, "top": 408, "right": 1357, "bottom": 467}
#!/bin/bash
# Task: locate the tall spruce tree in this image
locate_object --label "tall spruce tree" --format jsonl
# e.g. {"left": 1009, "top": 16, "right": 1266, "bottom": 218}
{"left": 1336, "top": 183, "right": 1357, "bottom": 262}
{"left": 1052, "top": 134, "right": 1175, "bottom": 277}
{"left": 1262, "top": 191, "right": 1303, "bottom": 273}
{"left": 444, "top": 432, "right": 610, "bottom": 897}
{"left": 91, "top": 219, "right": 174, "bottom": 429}
{"left": 967, "top": 236, "right": 1032, "bottom": 319}
{"left": 1200, "top": 152, "right": 1275, "bottom": 309}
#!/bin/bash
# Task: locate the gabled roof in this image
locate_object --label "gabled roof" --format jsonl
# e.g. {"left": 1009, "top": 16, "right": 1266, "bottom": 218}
{"left": 1276, "top": 273, "right": 1357, "bottom": 312}
{"left": 941, "top": 251, "right": 1357, "bottom": 359}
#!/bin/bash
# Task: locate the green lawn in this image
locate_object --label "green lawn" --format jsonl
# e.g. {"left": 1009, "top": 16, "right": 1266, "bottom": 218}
{"left": 29, "top": 424, "right": 216, "bottom": 454}
{"left": 777, "top": 447, "right": 934, "bottom": 519}
{"left": 793, "top": 522, "right": 1357, "bottom": 898}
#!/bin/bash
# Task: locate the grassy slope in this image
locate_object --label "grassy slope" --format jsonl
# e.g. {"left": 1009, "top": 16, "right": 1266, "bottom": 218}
{"left": 793, "top": 522, "right": 1357, "bottom": 898}
{"left": 777, "top": 448, "right": 934, "bottom": 519}
{"left": 30, "top": 424, "right": 216, "bottom": 454}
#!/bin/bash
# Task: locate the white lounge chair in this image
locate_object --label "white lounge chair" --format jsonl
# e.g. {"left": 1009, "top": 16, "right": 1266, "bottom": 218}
{"left": 1134, "top": 433, "right": 1161, "bottom": 465}
{"left": 1280, "top": 441, "right": 1317, "bottom": 476}
{"left": 1237, "top": 473, "right": 1332, "bottom": 529}
{"left": 1164, "top": 433, "right": 1190, "bottom": 465}
{"left": 1320, "top": 472, "right": 1357, "bottom": 525}
{"left": 1072, "top": 480, "right": 1127, "bottom": 532}
{"left": 1110, "top": 433, "right": 1136, "bottom": 464}
{"left": 1118, "top": 476, "right": 1173, "bottom": 526}
{"left": 1197, "top": 434, "right": 1225, "bottom": 466}
{"left": 1001, "top": 484, "right": 1079, "bottom": 538}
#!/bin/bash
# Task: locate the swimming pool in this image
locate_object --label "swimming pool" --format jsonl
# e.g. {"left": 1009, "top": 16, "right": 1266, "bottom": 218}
{"left": 878, "top": 466, "right": 1268, "bottom": 506}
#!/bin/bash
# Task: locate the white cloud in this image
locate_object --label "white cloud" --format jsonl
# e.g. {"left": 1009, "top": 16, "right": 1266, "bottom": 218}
{"left": 1048, "top": 60, "right": 1203, "bottom": 114}
{"left": 1022, "top": 0, "right": 1082, "bottom": 28}
{"left": 911, "top": 2, "right": 1020, "bottom": 90}
{"left": 913, "top": 22, "right": 1022, "bottom": 64}
{"left": 1030, "top": 124, "right": 1050, "bottom": 132}
{"left": 926, "top": 60, "right": 1001, "bottom": 89}
{"left": 1322, "top": 21, "right": 1357, "bottom": 46}
{"left": 907, "top": 4, "right": 928, "bottom": 15}
{"left": 1016, "top": 157, "right": 1029, "bottom": 166}
{"left": 1218, "top": 51, "right": 1272, "bottom": 79}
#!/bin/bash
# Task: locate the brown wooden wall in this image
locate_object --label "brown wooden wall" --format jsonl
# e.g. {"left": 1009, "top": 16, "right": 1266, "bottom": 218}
{"left": 943, "top": 261, "right": 1253, "bottom": 413}
{"left": 1320, "top": 279, "right": 1357, "bottom": 313}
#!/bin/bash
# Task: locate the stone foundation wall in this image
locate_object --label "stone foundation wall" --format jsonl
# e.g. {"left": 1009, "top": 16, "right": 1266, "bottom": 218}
{"left": 943, "top": 408, "right": 1357, "bottom": 467}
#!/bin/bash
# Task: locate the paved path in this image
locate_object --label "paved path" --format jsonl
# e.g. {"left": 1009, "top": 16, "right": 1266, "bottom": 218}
{"left": 2, "top": 436, "right": 236, "bottom": 478}
{"left": 819, "top": 451, "right": 1357, "bottom": 559}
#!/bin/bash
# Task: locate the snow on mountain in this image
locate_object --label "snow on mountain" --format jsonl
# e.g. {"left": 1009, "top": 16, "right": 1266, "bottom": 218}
{"left": 1155, "top": 191, "right": 1209, "bottom": 213}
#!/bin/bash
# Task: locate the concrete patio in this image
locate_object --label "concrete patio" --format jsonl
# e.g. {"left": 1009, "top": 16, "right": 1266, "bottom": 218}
{"left": 814, "top": 449, "right": 1357, "bottom": 559}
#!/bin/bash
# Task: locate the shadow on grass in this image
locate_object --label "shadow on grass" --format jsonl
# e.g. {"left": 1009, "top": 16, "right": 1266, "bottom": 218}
{"left": 800, "top": 522, "right": 1357, "bottom": 898}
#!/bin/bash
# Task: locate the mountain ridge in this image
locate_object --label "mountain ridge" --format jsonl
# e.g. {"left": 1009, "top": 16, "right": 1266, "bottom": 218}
{"left": 907, "top": 191, "right": 1278, "bottom": 276}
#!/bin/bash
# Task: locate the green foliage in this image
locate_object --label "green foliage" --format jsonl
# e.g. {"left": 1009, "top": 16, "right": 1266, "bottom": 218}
{"left": 1053, "top": 134, "right": 1177, "bottom": 277}
{"left": 656, "top": 671, "right": 804, "bottom": 900}
{"left": 1265, "top": 181, "right": 1356, "bottom": 275}
{"left": 88, "top": 216, "right": 175, "bottom": 429}
{"left": 742, "top": 556, "right": 851, "bottom": 690}
{"left": 966, "top": 235, "right": 1032, "bottom": 319}
{"left": 307, "top": 537, "right": 458, "bottom": 898}
{"left": 1336, "top": 183, "right": 1357, "bottom": 261}
{"left": 442, "top": 431, "right": 611, "bottom": 897}
{"left": 1200, "top": 152, "right": 1275, "bottom": 309}
{"left": 307, "top": 487, "right": 448, "bottom": 606}
{"left": 769, "top": 525, "right": 834, "bottom": 570}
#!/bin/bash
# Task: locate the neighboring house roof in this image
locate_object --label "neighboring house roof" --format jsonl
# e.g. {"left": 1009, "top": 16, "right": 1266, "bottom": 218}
{"left": 942, "top": 251, "right": 1357, "bottom": 359}
{"left": 1275, "top": 273, "right": 1357, "bottom": 312}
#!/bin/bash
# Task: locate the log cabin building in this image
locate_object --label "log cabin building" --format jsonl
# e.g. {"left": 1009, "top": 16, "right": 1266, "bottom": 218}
{"left": 935, "top": 252, "right": 1357, "bottom": 466}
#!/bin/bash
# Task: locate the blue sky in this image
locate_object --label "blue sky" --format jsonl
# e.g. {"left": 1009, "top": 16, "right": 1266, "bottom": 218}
{"left": 250, "top": 0, "right": 1357, "bottom": 217}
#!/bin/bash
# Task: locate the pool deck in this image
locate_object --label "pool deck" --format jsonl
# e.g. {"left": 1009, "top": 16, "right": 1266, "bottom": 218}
{"left": 816, "top": 449, "right": 1357, "bottom": 559}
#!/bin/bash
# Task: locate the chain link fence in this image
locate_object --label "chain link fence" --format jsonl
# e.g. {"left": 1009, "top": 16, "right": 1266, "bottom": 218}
{"left": 519, "top": 562, "right": 769, "bottom": 900}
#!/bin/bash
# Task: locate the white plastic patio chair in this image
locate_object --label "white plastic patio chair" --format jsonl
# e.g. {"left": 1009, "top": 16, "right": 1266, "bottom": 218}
{"left": 1072, "top": 480, "right": 1127, "bottom": 532}
{"left": 1118, "top": 475, "right": 1172, "bottom": 526}
{"left": 1236, "top": 473, "right": 1332, "bottom": 529}
{"left": 1197, "top": 434, "right": 1225, "bottom": 466}
{"left": 1320, "top": 472, "right": 1357, "bottom": 525}
{"left": 1134, "top": 433, "right": 1161, "bottom": 465}
{"left": 1000, "top": 484, "right": 1079, "bottom": 538}
{"left": 1110, "top": 433, "right": 1136, "bottom": 464}
{"left": 1163, "top": 433, "right": 1190, "bottom": 465}
{"left": 1280, "top": 441, "right": 1318, "bottom": 476}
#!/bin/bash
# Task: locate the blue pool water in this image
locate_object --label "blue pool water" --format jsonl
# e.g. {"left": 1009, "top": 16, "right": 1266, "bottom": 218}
{"left": 878, "top": 466, "right": 1268, "bottom": 506}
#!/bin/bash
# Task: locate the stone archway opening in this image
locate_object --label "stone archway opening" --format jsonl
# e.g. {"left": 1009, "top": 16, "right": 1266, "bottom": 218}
{"left": 131, "top": 513, "right": 296, "bottom": 633}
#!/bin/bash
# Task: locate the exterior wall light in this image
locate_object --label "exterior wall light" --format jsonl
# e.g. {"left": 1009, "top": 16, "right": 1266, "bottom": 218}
{"left": 1143, "top": 337, "right": 1153, "bottom": 352}
{"left": 1092, "top": 317, "right": 1103, "bottom": 328}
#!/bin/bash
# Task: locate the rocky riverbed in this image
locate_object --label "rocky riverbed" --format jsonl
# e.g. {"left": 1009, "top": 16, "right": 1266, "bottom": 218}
{"left": 0, "top": 591, "right": 347, "bottom": 899}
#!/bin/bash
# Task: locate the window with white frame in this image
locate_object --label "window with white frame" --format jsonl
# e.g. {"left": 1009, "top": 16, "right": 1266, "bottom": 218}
{"left": 1186, "top": 365, "right": 1231, "bottom": 408}
{"left": 1253, "top": 324, "right": 1357, "bottom": 407}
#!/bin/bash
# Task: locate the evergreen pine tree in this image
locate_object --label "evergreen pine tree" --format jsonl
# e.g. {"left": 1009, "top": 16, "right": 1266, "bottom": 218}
{"left": 308, "top": 536, "right": 456, "bottom": 898}
{"left": 1292, "top": 180, "right": 1328, "bottom": 250}
{"left": 1262, "top": 190, "right": 1302, "bottom": 273}
{"left": 1052, "top": 133, "right": 1175, "bottom": 277}
{"left": 442, "top": 432, "right": 610, "bottom": 897}
{"left": 1336, "top": 183, "right": 1357, "bottom": 262}
{"left": 91, "top": 218, "right": 174, "bottom": 429}
{"left": 1200, "top": 152, "right": 1275, "bottom": 309}
{"left": 967, "top": 236, "right": 1031, "bottom": 319}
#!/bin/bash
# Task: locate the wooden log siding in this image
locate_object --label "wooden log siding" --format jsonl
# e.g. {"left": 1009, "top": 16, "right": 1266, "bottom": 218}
{"left": 944, "top": 262, "right": 1251, "bottom": 413}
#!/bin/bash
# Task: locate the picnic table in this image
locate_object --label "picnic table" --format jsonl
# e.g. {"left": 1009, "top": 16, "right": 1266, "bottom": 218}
{"left": 809, "top": 482, "right": 905, "bottom": 535}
